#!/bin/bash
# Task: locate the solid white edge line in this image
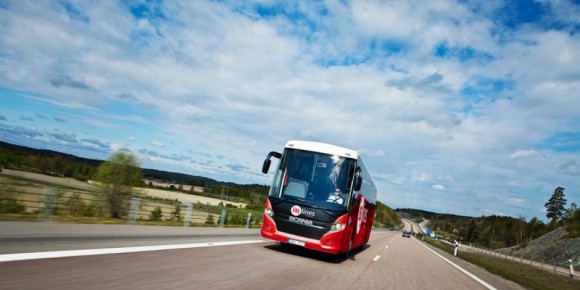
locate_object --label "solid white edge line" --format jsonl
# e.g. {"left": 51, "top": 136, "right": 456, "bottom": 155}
{"left": 415, "top": 239, "right": 498, "bottom": 290}
{"left": 0, "top": 240, "right": 267, "bottom": 262}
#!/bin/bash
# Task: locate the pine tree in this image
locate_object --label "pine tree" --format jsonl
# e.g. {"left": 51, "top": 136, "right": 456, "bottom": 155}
{"left": 544, "top": 186, "right": 567, "bottom": 225}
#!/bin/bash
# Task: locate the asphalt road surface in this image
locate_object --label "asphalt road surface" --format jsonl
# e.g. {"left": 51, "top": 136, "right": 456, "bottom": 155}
{"left": 0, "top": 222, "right": 525, "bottom": 290}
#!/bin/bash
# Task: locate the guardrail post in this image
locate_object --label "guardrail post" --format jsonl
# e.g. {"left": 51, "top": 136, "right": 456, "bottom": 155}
{"left": 127, "top": 197, "right": 141, "bottom": 225}
{"left": 245, "top": 212, "right": 252, "bottom": 228}
{"left": 183, "top": 203, "right": 193, "bottom": 227}
{"left": 454, "top": 245, "right": 458, "bottom": 256}
{"left": 219, "top": 209, "right": 226, "bottom": 227}
{"left": 38, "top": 187, "right": 58, "bottom": 221}
{"left": 569, "top": 259, "right": 575, "bottom": 278}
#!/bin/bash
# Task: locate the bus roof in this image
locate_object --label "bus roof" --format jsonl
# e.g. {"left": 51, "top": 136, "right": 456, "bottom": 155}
{"left": 285, "top": 140, "right": 359, "bottom": 159}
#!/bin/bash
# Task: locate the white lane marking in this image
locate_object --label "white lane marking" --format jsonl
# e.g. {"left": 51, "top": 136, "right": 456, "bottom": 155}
{"left": 416, "top": 240, "right": 497, "bottom": 290}
{"left": 0, "top": 240, "right": 267, "bottom": 262}
{"left": 373, "top": 255, "right": 381, "bottom": 262}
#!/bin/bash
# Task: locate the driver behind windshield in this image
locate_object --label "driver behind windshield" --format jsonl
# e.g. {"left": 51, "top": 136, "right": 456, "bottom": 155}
{"left": 326, "top": 188, "right": 344, "bottom": 205}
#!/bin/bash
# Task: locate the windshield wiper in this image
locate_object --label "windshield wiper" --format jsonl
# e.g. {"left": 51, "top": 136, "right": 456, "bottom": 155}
{"left": 285, "top": 196, "right": 308, "bottom": 203}
{"left": 307, "top": 204, "right": 337, "bottom": 216}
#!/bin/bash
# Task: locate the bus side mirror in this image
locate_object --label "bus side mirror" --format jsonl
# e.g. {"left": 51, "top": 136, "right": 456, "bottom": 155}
{"left": 353, "top": 167, "right": 362, "bottom": 191}
{"left": 262, "top": 160, "right": 271, "bottom": 174}
{"left": 262, "top": 151, "right": 281, "bottom": 174}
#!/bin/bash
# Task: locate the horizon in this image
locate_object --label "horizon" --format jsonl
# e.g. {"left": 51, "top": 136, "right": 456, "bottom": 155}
{"left": 1, "top": 1, "right": 579, "bottom": 221}
{"left": 0, "top": 140, "right": 559, "bottom": 222}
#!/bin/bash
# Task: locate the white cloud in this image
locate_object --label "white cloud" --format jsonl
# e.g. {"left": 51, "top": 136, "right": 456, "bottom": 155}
{"left": 433, "top": 184, "right": 446, "bottom": 191}
{"left": 510, "top": 150, "right": 538, "bottom": 159}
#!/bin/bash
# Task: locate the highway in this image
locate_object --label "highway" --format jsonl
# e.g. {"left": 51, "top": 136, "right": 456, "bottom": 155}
{"left": 0, "top": 222, "right": 525, "bottom": 290}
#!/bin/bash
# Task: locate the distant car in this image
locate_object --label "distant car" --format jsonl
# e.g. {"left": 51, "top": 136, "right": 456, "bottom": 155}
{"left": 402, "top": 230, "right": 411, "bottom": 238}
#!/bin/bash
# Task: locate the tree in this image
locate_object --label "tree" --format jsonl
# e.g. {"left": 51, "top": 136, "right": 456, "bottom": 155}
{"left": 205, "top": 213, "right": 215, "bottom": 224}
{"left": 149, "top": 206, "right": 163, "bottom": 221}
{"left": 563, "top": 202, "right": 577, "bottom": 224}
{"left": 94, "top": 151, "right": 142, "bottom": 218}
{"left": 545, "top": 186, "right": 567, "bottom": 225}
{"left": 171, "top": 205, "right": 181, "bottom": 221}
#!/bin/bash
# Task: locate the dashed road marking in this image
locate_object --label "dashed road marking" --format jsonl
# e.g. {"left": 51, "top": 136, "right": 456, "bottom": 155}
{"left": 373, "top": 255, "right": 381, "bottom": 262}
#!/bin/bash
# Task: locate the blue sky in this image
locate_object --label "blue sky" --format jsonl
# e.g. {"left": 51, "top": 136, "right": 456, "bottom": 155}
{"left": 1, "top": 0, "right": 579, "bottom": 221}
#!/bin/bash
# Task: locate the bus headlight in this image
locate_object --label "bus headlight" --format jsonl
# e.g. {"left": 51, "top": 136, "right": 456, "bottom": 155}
{"left": 330, "top": 222, "right": 346, "bottom": 232}
{"left": 265, "top": 208, "right": 274, "bottom": 218}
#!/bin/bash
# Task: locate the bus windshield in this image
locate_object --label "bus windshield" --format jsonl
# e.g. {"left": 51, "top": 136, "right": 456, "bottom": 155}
{"left": 268, "top": 148, "right": 356, "bottom": 211}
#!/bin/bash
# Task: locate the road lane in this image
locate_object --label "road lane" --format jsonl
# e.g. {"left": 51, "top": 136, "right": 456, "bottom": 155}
{"left": 0, "top": 221, "right": 262, "bottom": 254}
{"left": 357, "top": 233, "right": 490, "bottom": 289}
{"left": 0, "top": 230, "right": 525, "bottom": 290}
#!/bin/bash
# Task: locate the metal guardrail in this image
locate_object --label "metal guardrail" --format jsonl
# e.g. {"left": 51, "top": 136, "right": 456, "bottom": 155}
{"left": 0, "top": 184, "right": 261, "bottom": 228}
{"left": 464, "top": 244, "right": 577, "bottom": 279}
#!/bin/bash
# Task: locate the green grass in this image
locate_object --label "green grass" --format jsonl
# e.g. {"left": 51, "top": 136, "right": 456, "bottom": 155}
{"left": 421, "top": 238, "right": 580, "bottom": 290}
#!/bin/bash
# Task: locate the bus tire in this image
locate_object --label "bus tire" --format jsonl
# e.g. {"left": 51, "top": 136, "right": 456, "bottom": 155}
{"left": 343, "top": 230, "right": 356, "bottom": 259}
{"left": 343, "top": 238, "right": 352, "bottom": 259}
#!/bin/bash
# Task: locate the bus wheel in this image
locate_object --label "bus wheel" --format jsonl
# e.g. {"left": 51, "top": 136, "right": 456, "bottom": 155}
{"left": 343, "top": 238, "right": 353, "bottom": 259}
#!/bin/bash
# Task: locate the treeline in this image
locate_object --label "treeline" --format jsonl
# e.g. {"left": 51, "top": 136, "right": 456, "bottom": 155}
{"left": 374, "top": 201, "right": 401, "bottom": 228}
{"left": 427, "top": 215, "right": 549, "bottom": 248}
{"left": 0, "top": 141, "right": 100, "bottom": 181}
{"left": 403, "top": 210, "right": 579, "bottom": 249}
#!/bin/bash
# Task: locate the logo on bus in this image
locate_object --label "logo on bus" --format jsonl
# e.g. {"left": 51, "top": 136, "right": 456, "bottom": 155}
{"left": 291, "top": 205, "right": 302, "bottom": 216}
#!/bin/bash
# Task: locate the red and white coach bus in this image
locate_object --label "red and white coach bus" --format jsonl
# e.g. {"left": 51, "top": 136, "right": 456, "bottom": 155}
{"left": 261, "top": 140, "right": 377, "bottom": 257}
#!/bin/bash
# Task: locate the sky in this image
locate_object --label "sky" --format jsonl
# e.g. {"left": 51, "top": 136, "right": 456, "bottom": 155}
{"left": 0, "top": 0, "right": 579, "bottom": 221}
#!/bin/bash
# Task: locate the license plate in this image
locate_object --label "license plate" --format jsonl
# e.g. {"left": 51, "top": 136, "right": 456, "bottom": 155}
{"left": 287, "top": 238, "right": 305, "bottom": 247}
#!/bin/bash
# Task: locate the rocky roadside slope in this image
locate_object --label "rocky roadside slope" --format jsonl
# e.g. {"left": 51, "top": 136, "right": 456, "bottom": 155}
{"left": 497, "top": 227, "right": 580, "bottom": 266}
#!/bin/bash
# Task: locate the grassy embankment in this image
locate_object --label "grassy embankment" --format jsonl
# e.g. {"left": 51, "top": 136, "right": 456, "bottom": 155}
{"left": 420, "top": 238, "right": 580, "bottom": 290}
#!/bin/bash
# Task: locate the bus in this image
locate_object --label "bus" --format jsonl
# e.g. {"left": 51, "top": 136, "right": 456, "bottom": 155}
{"left": 261, "top": 140, "right": 377, "bottom": 257}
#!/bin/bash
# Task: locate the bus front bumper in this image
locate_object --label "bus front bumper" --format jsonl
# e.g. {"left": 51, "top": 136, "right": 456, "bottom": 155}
{"left": 261, "top": 215, "right": 348, "bottom": 255}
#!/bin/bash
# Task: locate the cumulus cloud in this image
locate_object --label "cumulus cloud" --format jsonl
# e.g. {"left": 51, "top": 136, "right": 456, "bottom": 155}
{"left": 433, "top": 184, "right": 446, "bottom": 191}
